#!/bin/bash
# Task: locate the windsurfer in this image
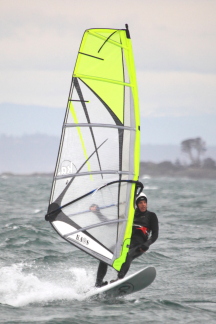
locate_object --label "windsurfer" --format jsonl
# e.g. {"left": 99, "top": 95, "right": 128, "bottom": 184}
{"left": 93, "top": 192, "right": 159, "bottom": 287}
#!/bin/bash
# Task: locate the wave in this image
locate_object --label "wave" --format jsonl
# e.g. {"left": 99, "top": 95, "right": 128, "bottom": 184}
{"left": 0, "top": 263, "right": 96, "bottom": 307}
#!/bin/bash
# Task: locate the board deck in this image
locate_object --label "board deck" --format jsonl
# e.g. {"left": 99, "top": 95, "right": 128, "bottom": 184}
{"left": 86, "top": 266, "right": 156, "bottom": 299}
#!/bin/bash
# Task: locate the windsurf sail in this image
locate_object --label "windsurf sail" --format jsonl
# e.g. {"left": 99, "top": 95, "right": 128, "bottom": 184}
{"left": 45, "top": 24, "right": 142, "bottom": 271}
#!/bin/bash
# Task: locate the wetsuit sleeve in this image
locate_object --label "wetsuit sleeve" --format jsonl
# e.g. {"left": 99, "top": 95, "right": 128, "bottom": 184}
{"left": 148, "top": 212, "right": 159, "bottom": 245}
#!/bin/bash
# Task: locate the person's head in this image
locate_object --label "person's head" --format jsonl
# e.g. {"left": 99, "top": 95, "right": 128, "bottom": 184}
{"left": 136, "top": 192, "right": 147, "bottom": 212}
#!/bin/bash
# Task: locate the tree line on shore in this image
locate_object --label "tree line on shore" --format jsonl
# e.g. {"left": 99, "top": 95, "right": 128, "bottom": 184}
{"left": 140, "top": 137, "right": 216, "bottom": 178}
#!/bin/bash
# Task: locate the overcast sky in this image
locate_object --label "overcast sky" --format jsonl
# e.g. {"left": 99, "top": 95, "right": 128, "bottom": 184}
{"left": 1, "top": 0, "right": 216, "bottom": 144}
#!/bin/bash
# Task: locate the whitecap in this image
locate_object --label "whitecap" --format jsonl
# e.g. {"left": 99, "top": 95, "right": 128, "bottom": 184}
{"left": 1, "top": 175, "right": 8, "bottom": 179}
{"left": 144, "top": 186, "right": 159, "bottom": 190}
{"left": 141, "top": 175, "right": 151, "bottom": 180}
{"left": 33, "top": 209, "right": 41, "bottom": 214}
{"left": 0, "top": 263, "right": 95, "bottom": 307}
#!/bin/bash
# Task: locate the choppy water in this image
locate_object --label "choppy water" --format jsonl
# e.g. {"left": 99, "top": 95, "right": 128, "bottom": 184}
{"left": 0, "top": 175, "right": 215, "bottom": 323}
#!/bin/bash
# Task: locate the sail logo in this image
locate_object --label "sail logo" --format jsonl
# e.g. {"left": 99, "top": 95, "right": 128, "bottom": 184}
{"left": 76, "top": 234, "right": 89, "bottom": 245}
{"left": 59, "top": 160, "right": 76, "bottom": 175}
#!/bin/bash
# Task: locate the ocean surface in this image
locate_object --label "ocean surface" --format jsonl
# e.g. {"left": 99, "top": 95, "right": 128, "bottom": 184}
{"left": 0, "top": 175, "right": 215, "bottom": 324}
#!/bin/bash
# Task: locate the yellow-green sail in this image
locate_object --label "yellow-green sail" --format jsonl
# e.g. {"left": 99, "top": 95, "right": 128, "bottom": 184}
{"left": 47, "top": 25, "right": 140, "bottom": 272}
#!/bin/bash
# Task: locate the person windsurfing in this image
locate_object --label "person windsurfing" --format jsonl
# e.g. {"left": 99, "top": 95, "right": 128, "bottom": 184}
{"left": 92, "top": 192, "right": 159, "bottom": 287}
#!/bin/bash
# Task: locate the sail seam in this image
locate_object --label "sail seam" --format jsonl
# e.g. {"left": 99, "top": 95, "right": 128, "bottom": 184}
{"left": 98, "top": 31, "right": 117, "bottom": 53}
{"left": 79, "top": 52, "right": 104, "bottom": 60}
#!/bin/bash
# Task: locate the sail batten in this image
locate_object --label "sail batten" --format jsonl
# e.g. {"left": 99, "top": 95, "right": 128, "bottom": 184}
{"left": 55, "top": 170, "right": 133, "bottom": 180}
{"left": 63, "top": 123, "right": 136, "bottom": 130}
{"left": 73, "top": 74, "right": 132, "bottom": 86}
{"left": 87, "top": 30, "right": 128, "bottom": 49}
{"left": 63, "top": 219, "right": 126, "bottom": 238}
{"left": 46, "top": 25, "right": 141, "bottom": 272}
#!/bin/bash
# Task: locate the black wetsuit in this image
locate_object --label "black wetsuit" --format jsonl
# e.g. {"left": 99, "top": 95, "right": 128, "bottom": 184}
{"left": 96, "top": 208, "right": 159, "bottom": 285}
{"left": 131, "top": 208, "right": 159, "bottom": 247}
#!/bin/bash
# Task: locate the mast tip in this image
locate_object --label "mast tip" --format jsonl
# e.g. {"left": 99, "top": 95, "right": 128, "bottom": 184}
{"left": 125, "top": 24, "right": 130, "bottom": 39}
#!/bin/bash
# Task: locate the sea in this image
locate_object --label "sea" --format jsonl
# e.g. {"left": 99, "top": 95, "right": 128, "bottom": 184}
{"left": 0, "top": 174, "right": 215, "bottom": 324}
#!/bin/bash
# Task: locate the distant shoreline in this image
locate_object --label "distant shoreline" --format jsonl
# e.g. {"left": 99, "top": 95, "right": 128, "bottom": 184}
{"left": 0, "top": 172, "right": 53, "bottom": 177}
{"left": 140, "top": 161, "right": 216, "bottom": 179}
{"left": 1, "top": 161, "right": 216, "bottom": 180}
